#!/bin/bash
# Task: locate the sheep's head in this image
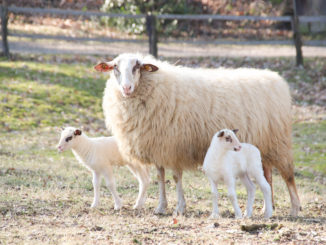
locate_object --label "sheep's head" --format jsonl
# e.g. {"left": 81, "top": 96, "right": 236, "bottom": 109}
{"left": 56, "top": 127, "right": 82, "bottom": 152}
{"left": 94, "top": 54, "right": 158, "bottom": 97}
{"left": 216, "top": 129, "right": 242, "bottom": 152}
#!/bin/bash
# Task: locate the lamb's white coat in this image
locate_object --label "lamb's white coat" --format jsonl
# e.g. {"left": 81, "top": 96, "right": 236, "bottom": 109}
{"left": 203, "top": 129, "right": 273, "bottom": 219}
{"left": 56, "top": 127, "right": 150, "bottom": 210}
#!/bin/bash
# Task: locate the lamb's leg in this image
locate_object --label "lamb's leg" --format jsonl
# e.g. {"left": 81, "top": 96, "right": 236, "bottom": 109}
{"left": 254, "top": 173, "right": 273, "bottom": 218}
{"left": 226, "top": 180, "right": 242, "bottom": 219}
{"left": 208, "top": 178, "right": 219, "bottom": 219}
{"left": 103, "top": 166, "right": 122, "bottom": 210}
{"left": 154, "top": 166, "right": 167, "bottom": 214}
{"left": 91, "top": 171, "right": 100, "bottom": 208}
{"left": 240, "top": 174, "right": 255, "bottom": 218}
{"left": 173, "top": 170, "right": 186, "bottom": 215}
{"left": 127, "top": 164, "right": 150, "bottom": 209}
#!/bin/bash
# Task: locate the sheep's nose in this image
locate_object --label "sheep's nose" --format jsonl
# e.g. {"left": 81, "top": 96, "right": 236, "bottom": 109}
{"left": 122, "top": 85, "right": 132, "bottom": 94}
{"left": 57, "top": 145, "right": 63, "bottom": 152}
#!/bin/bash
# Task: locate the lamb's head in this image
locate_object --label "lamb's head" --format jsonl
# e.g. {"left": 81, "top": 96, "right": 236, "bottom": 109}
{"left": 215, "top": 129, "right": 242, "bottom": 152}
{"left": 94, "top": 53, "right": 159, "bottom": 97}
{"left": 56, "top": 127, "right": 82, "bottom": 152}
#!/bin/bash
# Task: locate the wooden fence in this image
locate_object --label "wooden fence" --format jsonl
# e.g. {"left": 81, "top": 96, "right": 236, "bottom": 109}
{"left": 1, "top": 4, "right": 326, "bottom": 65}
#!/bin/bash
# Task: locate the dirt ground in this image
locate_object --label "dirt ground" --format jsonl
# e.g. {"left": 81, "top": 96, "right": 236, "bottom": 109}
{"left": 4, "top": 37, "right": 326, "bottom": 57}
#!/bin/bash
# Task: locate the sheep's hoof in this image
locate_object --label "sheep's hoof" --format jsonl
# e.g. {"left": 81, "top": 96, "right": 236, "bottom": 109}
{"left": 209, "top": 213, "right": 220, "bottom": 219}
{"left": 173, "top": 205, "right": 186, "bottom": 216}
{"left": 154, "top": 206, "right": 167, "bottom": 215}
{"left": 289, "top": 205, "right": 300, "bottom": 217}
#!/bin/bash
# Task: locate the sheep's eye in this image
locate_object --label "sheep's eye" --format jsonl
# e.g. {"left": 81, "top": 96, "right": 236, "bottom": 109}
{"left": 65, "top": 136, "right": 73, "bottom": 142}
{"left": 132, "top": 63, "right": 140, "bottom": 74}
{"left": 225, "top": 136, "right": 232, "bottom": 142}
{"left": 114, "top": 66, "right": 120, "bottom": 76}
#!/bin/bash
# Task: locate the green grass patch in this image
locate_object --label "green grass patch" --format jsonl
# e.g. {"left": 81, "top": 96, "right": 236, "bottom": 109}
{"left": 293, "top": 120, "right": 326, "bottom": 176}
{"left": 0, "top": 60, "right": 107, "bottom": 131}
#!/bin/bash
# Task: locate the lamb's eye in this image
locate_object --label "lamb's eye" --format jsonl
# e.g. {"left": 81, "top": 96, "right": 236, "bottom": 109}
{"left": 225, "top": 136, "right": 232, "bottom": 142}
{"left": 65, "top": 136, "right": 73, "bottom": 142}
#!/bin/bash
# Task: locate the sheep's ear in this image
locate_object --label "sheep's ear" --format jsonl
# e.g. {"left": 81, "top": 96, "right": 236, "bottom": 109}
{"left": 232, "top": 129, "right": 239, "bottom": 134}
{"left": 61, "top": 127, "right": 65, "bottom": 131}
{"left": 217, "top": 131, "right": 224, "bottom": 137}
{"left": 94, "top": 62, "right": 114, "bottom": 72}
{"left": 74, "top": 129, "right": 82, "bottom": 136}
{"left": 141, "top": 64, "right": 158, "bottom": 72}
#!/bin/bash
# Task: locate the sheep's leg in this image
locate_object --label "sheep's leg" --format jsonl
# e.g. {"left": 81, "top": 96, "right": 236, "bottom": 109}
{"left": 277, "top": 163, "right": 301, "bottom": 216}
{"left": 209, "top": 178, "right": 219, "bottom": 219}
{"left": 173, "top": 170, "right": 186, "bottom": 215}
{"left": 254, "top": 172, "right": 273, "bottom": 218}
{"left": 127, "top": 164, "right": 150, "bottom": 209}
{"left": 91, "top": 171, "right": 101, "bottom": 208}
{"left": 154, "top": 166, "right": 167, "bottom": 214}
{"left": 103, "top": 166, "right": 122, "bottom": 210}
{"left": 226, "top": 180, "right": 242, "bottom": 219}
{"left": 240, "top": 174, "right": 255, "bottom": 218}
{"left": 263, "top": 164, "right": 274, "bottom": 211}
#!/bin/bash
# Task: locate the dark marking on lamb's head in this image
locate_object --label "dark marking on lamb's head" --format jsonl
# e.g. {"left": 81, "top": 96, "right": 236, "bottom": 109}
{"left": 217, "top": 131, "right": 224, "bottom": 138}
{"left": 74, "top": 129, "right": 82, "bottom": 136}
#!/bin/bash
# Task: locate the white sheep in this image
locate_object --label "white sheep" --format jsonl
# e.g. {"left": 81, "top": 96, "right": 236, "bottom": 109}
{"left": 203, "top": 129, "right": 273, "bottom": 219}
{"left": 95, "top": 53, "right": 300, "bottom": 216}
{"left": 56, "top": 127, "right": 150, "bottom": 210}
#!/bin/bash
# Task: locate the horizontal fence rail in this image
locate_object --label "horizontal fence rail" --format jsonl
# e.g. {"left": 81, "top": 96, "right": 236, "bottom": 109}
{"left": 7, "top": 6, "right": 146, "bottom": 19}
{"left": 1, "top": 5, "right": 326, "bottom": 65}
{"left": 9, "top": 33, "right": 147, "bottom": 43}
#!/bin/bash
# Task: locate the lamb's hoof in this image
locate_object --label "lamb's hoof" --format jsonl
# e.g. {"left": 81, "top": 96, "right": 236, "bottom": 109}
{"left": 209, "top": 213, "right": 220, "bottom": 219}
{"left": 114, "top": 203, "right": 122, "bottom": 211}
{"left": 133, "top": 203, "right": 144, "bottom": 210}
{"left": 264, "top": 213, "right": 273, "bottom": 219}
{"left": 154, "top": 205, "right": 167, "bottom": 215}
{"left": 91, "top": 203, "right": 98, "bottom": 209}
{"left": 235, "top": 214, "right": 243, "bottom": 219}
{"left": 244, "top": 211, "right": 252, "bottom": 218}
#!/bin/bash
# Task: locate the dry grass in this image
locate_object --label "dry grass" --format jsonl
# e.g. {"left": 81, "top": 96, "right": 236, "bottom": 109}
{"left": 0, "top": 126, "right": 325, "bottom": 245}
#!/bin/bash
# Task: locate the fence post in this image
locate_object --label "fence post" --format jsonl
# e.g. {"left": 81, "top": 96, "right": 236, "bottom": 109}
{"left": 1, "top": 0, "right": 9, "bottom": 59}
{"left": 292, "top": 0, "right": 303, "bottom": 66}
{"left": 146, "top": 14, "right": 158, "bottom": 58}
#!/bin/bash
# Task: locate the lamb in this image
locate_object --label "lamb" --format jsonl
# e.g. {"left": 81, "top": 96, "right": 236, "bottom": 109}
{"left": 95, "top": 53, "right": 300, "bottom": 216}
{"left": 56, "top": 127, "right": 150, "bottom": 210}
{"left": 203, "top": 129, "right": 273, "bottom": 219}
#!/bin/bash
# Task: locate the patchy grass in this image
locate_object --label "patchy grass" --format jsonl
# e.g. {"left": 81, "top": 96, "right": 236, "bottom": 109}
{"left": 0, "top": 58, "right": 106, "bottom": 131}
{"left": 1, "top": 56, "right": 326, "bottom": 244}
{"left": 293, "top": 120, "right": 326, "bottom": 176}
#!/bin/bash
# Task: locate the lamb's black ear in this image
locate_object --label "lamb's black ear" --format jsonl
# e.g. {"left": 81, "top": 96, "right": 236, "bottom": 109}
{"left": 61, "top": 127, "right": 65, "bottom": 131}
{"left": 74, "top": 129, "right": 82, "bottom": 136}
{"left": 232, "top": 129, "right": 239, "bottom": 134}
{"left": 217, "top": 131, "right": 224, "bottom": 137}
